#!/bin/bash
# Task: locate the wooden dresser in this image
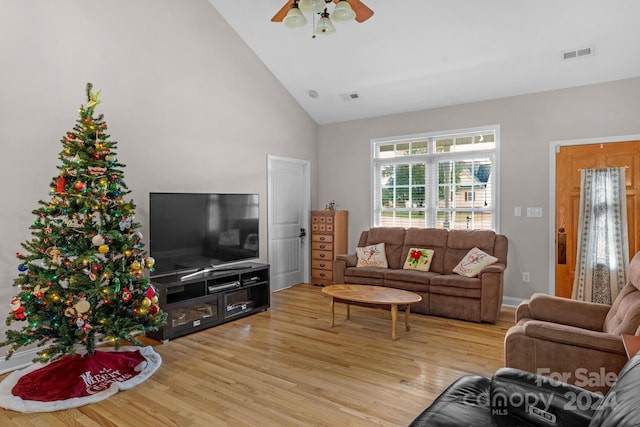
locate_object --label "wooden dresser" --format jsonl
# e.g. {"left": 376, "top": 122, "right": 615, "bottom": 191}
{"left": 310, "top": 210, "right": 348, "bottom": 286}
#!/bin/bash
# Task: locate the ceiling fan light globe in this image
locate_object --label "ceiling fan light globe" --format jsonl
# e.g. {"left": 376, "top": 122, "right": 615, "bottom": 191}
{"left": 331, "top": 1, "right": 356, "bottom": 22}
{"left": 283, "top": 8, "right": 307, "bottom": 28}
{"left": 314, "top": 16, "right": 336, "bottom": 35}
{"left": 299, "top": 0, "right": 325, "bottom": 14}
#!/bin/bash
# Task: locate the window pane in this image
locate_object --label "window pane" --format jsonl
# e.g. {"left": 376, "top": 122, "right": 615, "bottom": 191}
{"left": 378, "top": 144, "right": 394, "bottom": 158}
{"left": 411, "top": 140, "right": 429, "bottom": 155}
{"left": 396, "top": 143, "right": 410, "bottom": 157}
{"left": 436, "top": 211, "right": 454, "bottom": 229}
{"left": 411, "top": 187, "right": 425, "bottom": 207}
{"left": 435, "top": 138, "right": 453, "bottom": 153}
{"left": 396, "top": 164, "right": 409, "bottom": 185}
{"left": 456, "top": 136, "right": 473, "bottom": 149}
{"left": 438, "top": 185, "right": 453, "bottom": 208}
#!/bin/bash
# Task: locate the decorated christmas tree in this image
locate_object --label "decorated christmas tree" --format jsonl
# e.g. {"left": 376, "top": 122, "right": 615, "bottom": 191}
{"left": 2, "top": 83, "right": 166, "bottom": 363}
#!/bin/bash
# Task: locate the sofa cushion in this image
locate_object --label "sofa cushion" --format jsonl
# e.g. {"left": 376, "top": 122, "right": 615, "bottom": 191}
{"left": 444, "top": 230, "right": 497, "bottom": 273}
{"left": 403, "top": 248, "right": 435, "bottom": 271}
{"left": 356, "top": 243, "right": 388, "bottom": 268}
{"left": 384, "top": 268, "right": 435, "bottom": 286}
{"left": 430, "top": 274, "right": 482, "bottom": 290}
{"left": 452, "top": 247, "right": 498, "bottom": 277}
{"left": 344, "top": 266, "right": 386, "bottom": 279}
{"left": 361, "top": 227, "right": 406, "bottom": 269}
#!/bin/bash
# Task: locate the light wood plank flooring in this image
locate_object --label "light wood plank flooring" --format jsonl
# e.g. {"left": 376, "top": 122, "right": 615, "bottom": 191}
{"left": 0, "top": 284, "right": 515, "bottom": 426}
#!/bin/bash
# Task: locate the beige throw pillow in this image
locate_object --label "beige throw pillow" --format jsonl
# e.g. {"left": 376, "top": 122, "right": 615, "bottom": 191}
{"left": 453, "top": 247, "right": 498, "bottom": 277}
{"left": 356, "top": 243, "right": 388, "bottom": 268}
{"left": 403, "top": 248, "right": 435, "bottom": 271}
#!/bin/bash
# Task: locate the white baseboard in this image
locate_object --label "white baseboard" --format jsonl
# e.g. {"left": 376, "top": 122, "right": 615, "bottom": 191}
{"left": 0, "top": 348, "right": 39, "bottom": 375}
{"left": 502, "top": 296, "right": 524, "bottom": 307}
{"left": 0, "top": 337, "right": 115, "bottom": 375}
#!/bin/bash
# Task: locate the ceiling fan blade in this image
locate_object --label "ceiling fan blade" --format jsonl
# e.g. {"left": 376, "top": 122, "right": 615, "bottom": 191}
{"left": 333, "top": 0, "right": 374, "bottom": 23}
{"left": 271, "top": 0, "right": 296, "bottom": 22}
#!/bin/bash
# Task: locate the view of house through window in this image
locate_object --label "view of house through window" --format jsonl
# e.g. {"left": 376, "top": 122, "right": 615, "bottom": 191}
{"left": 372, "top": 127, "right": 499, "bottom": 230}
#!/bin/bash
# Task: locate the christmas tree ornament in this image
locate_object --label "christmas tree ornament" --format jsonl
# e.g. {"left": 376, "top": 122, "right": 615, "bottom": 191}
{"left": 91, "top": 234, "right": 105, "bottom": 246}
{"left": 9, "top": 298, "right": 26, "bottom": 321}
{"left": 98, "top": 245, "right": 109, "bottom": 254}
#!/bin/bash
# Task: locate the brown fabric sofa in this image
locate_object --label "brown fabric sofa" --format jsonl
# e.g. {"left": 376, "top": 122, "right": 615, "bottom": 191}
{"left": 332, "top": 227, "right": 508, "bottom": 323}
{"left": 504, "top": 251, "right": 640, "bottom": 394}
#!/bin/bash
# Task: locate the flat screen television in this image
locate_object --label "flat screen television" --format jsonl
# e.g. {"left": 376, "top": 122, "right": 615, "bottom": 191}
{"left": 149, "top": 192, "right": 259, "bottom": 277}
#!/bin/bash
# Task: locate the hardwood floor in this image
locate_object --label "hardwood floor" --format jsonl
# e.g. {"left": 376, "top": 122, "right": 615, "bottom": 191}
{"left": 0, "top": 284, "right": 515, "bottom": 426}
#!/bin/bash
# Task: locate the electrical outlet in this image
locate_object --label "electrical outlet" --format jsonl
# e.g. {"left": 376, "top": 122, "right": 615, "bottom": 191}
{"left": 522, "top": 272, "right": 531, "bottom": 283}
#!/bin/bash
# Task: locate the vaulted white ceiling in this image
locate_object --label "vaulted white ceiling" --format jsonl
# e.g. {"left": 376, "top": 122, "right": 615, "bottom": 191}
{"left": 208, "top": 1, "right": 640, "bottom": 125}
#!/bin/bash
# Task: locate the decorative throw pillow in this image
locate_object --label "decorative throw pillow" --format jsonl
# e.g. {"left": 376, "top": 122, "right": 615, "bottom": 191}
{"left": 453, "top": 247, "right": 498, "bottom": 277}
{"left": 403, "top": 248, "right": 435, "bottom": 271}
{"left": 356, "top": 243, "right": 388, "bottom": 268}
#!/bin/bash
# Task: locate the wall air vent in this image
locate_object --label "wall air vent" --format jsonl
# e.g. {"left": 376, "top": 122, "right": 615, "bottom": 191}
{"left": 562, "top": 45, "right": 594, "bottom": 61}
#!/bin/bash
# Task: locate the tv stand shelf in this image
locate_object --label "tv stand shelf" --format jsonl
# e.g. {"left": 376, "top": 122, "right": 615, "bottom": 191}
{"left": 147, "top": 262, "right": 270, "bottom": 342}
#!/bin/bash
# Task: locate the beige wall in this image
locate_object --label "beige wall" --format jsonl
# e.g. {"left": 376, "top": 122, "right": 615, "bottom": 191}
{"left": 0, "top": 0, "right": 317, "bottom": 369}
{"left": 317, "top": 77, "right": 640, "bottom": 301}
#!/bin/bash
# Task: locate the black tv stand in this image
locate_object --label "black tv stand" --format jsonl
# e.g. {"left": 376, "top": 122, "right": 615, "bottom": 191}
{"left": 147, "top": 262, "right": 270, "bottom": 343}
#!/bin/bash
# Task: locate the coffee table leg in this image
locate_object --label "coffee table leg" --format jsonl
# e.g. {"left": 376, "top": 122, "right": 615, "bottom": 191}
{"left": 405, "top": 305, "right": 411, "bottom": 332}
{"left": 329, "top": 296, "right": 335, "bottom": 327}
{"left": 391, "top": 304, "right": 398, "bottom": 340}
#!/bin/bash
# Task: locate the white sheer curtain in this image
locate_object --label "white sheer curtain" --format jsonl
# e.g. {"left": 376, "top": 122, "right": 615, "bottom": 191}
{"left": 572, "top": 167, "right": 629, "bottom": 304}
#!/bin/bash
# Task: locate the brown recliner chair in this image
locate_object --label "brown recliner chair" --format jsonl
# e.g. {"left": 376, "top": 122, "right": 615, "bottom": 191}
{"left": 505, "top": 251, "right": 640, "bottom": 394}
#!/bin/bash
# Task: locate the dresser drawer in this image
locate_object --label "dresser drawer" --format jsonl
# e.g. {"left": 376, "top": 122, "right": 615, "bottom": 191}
{"left": 312, "top": 234, "right": 334, "bottom": 243}
{"left": 312, "top": 241, "right": 333, "bottom": 251}
{"left": 312, "top": 259, "right": 332, "bottom": 271}
{"left": 312, "top": 269, "right": 333, "bottom": 282}
{"left": 312, "top": 215, "right": 325, "bottom": 223}
{"left": 312, "top": 250, "right": 333, "bottom": 261}
{"left": 312, "top": 223, "right": 335, "bottom": 232}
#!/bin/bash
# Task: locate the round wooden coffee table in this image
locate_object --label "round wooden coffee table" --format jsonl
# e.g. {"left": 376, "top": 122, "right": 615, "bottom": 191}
{"left": 321, "top": 284, "right": 422, "bottom": 340}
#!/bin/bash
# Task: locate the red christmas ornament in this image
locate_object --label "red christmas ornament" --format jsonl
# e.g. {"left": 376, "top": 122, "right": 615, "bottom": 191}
{"left": 56, "top": 176, "right": 66, "bottom": 193}
{"left": 74, "top": 181, "right": 86, "bottom": 191}
{"left": 121, "top": 289, "right": 132, "bottom": 303}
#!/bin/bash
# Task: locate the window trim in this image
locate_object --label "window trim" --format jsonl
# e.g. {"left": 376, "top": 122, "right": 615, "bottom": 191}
{"left": 370, "top": 125, "right": 501, "bottom": 232}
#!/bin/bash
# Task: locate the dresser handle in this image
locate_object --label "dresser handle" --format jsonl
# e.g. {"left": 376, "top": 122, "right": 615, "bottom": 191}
{"left": 319, "top": 236, "right": 326, "bottom": 241}
{"left": 319, "top": 253, "right": 325, "bottom": 258}
{"left": 319, "top": 245, "right": 325, "bottom": 249}
{"left": 319, "top": 263, "right": 326, "bottom": 268}
{"left": 319, "top": 273, "right": 326, "bottom": 277}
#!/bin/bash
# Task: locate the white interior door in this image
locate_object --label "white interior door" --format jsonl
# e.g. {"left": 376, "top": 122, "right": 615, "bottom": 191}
{"left": 267, "top": 155, "right": 310, "bottom": 291}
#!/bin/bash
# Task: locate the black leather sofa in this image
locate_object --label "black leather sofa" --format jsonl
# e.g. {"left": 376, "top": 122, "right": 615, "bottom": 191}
{"left": 409, "top": 352, "right": 640, "bottom": 426}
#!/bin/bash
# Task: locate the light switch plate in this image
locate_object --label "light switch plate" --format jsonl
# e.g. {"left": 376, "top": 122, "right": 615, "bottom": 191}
{"left": 527, "top": 207, "right": 543, "bottom": 217}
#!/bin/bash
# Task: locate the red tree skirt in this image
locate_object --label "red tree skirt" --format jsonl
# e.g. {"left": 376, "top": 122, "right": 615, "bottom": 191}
{"left": 0, "top": 346, "right": 161, "bottom": 412}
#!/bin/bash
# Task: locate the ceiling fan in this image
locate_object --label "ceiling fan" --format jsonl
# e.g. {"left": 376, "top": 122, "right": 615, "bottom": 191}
{"left": 271, "top": 0, "right": 374, "bottom": 24}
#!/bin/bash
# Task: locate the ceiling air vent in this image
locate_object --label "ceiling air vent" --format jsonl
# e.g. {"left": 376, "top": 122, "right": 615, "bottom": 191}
{"left": 340, "top": 92, "right": 360, "bottom": 102}
{"left": 562, "top": 45, "right": 594, "bottom": 61}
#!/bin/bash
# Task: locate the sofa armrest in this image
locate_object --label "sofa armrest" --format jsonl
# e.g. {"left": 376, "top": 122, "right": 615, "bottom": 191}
{"left": 490, "top": 367, "right": 601, "bottom": 427}
{"left": 333, "top": 253, "right": 357, "bottom": 284}
{"left": 477, "top": 263, "right": 505, "bottom": 323}
{"left": 522, "top": 320, "right": 626, "bottom": 354}
{"left": 515, "top": 300, "right": 531, "bottom": 322}
{"left": 478, "top": 262, "right": 505, "bottom": 276}
{"left": 526, "top": 293, "right": 610, "bottom": 331}
{"left": 336, "top": 253, "right": 357, "bottom": 267}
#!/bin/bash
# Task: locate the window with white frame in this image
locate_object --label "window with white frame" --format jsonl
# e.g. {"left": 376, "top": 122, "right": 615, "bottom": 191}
{"left": 372, "top": 126, "right": 499, "bottom": 231}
